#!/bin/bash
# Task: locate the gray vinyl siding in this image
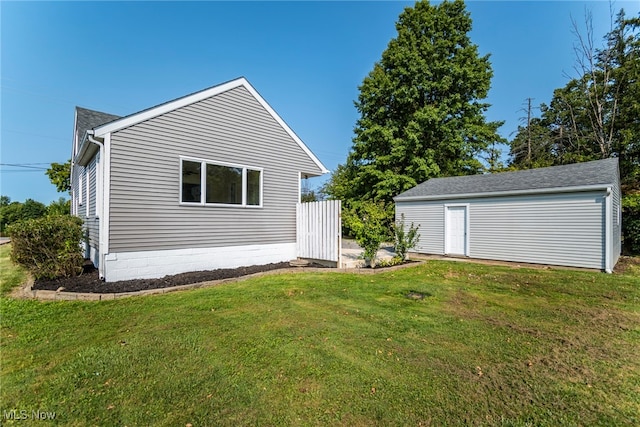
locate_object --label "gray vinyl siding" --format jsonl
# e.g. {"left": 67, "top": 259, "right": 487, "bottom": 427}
{"left": 396, "top": 202, "right": 445, "bottom": 254}
{"left": 71, "top": 157, "right": 99, "bottom": 258}
{"left": 397, "top": 191, "right": 607, "bottom": 270}
{"left": 468, "top": 192, "right": 604, "bottom": 270}
{"left": 108, "top": 86, "right": 323, "bottom": 253}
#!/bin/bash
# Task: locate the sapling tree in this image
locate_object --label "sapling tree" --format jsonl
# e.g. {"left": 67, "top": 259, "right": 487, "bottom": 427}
{"left": 393, "top": 213, "right": 420, "bottom": 261}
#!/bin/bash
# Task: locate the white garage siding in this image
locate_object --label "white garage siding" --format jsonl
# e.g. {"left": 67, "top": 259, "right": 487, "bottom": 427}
{"left": 468, "top": 192, "right": 604, "bottom": 270}
{"left": 397, "top": 191, "right": 606, "bottom": 270}
{"left": 396, "top": 201, "right": 444, "bottom": 255}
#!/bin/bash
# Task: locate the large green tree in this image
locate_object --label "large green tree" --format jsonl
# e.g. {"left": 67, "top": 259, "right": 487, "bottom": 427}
{"left": 325, "top": 0, "right": 503, "bottom": 208}
{"left": 45, "top": 160, "right": 71, "bottom": 193}
{"left": 609, "top": 12, "right": 640, "bottom": 188}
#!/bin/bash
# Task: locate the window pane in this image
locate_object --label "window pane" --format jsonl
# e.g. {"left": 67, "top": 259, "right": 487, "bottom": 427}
{"left": 246, "top": 169, "right": 261, "bottom": 206}
{"left": 181, "top": 160, "right": 202, "bottom": 202}
{"left": 206, "top": 164, "right": 242, "bottom": 204}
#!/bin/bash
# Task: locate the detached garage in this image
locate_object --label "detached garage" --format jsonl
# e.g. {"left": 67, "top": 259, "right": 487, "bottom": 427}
{"left": 394, "top": 158, "right": 621, "bottom": 272}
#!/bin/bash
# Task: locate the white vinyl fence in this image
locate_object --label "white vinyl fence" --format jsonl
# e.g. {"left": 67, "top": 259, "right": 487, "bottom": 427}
{"left": 296, "top": 200, "right": 341, "bottom": 263}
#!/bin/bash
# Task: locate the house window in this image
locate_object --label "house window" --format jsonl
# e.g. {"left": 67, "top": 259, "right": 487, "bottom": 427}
{"left": 181, "top": 160, "right": 202, "bottom": 203}
{"left": 246, "top": 169, "right": 261, "bottom": 206}
{"left": 180, "top": 157, "right": 262, "bottom": 207}
{"left": 206, "top": 164, "right": 242, "bottom": 204}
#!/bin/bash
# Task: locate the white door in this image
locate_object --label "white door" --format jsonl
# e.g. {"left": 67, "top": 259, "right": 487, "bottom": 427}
{"left": 446, "top": 206, "right": 467, "bottom": 255}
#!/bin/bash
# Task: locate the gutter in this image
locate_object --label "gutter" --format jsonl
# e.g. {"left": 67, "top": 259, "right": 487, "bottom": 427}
{"left": 86, "top": 131, "right": 107, "bottom": 280}
{"left": 394, "top": 183, "right": 612, "bottom": 202}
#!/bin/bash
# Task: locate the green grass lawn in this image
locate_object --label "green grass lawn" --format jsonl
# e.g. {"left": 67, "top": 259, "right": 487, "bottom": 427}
{"left": 1, "top": 244, "right": 639, "bottom": 426}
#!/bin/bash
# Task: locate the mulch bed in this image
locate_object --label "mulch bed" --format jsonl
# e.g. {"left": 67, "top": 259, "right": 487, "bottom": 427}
{"left": 32, "top": 262, "right": 329, "bottom": 294}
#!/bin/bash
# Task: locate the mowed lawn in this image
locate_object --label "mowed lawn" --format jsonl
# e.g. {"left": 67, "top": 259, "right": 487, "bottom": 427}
{"left": 1, "top": 245, "right": 639, "bottom": 426}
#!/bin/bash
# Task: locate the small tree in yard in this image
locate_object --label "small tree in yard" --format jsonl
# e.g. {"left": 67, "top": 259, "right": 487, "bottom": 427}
{"left": 343, "top": 201, "right": 389, "bottom": 267}
{"left": 393, "top": 214, "right": 420, "bottom": 262}
{"left": 7, "top": 215, "right": 84, "bottom": 280}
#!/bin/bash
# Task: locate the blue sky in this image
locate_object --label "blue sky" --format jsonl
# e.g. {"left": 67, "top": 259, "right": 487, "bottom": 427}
{"left": 2, "top": 1, "right": 639, "bottom": 204}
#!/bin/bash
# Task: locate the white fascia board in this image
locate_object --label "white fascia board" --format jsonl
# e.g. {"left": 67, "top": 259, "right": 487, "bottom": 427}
{"left": 93, "top": 78, "right": 247, "bottom": 136}
{"left": 92, "top": 77, "right": 329, "bottom": 175}
{"left": 394, "top": 183, "right": 611, "bottom": 202}
{"left": 71, "top": 109, "right": 79, "bottom": 160}
{"left": 75, "top": 131, "right": 101, "bottom": 167}
{"left": 74, "top": 132, "right": 91, "bottom": 166}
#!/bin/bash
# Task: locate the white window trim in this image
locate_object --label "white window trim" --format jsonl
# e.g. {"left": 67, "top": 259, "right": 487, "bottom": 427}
{"left": 179, "top": 156, "right": 263, "bottom": 208}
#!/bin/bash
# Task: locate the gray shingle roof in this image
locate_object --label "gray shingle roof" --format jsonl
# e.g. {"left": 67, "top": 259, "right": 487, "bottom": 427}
{"left": 75, "top": 106, "right": 120, "bottom": 143}
{"left": 395, "top": 158, "right": 619, "bottom": 200}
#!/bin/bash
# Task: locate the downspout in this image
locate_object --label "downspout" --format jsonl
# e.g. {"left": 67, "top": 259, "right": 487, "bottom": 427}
{"left": 87, "top": 131, "right": 106, "bottom": 279}
{"left": 604, "top": 187, "right": 612, "bottom": 274}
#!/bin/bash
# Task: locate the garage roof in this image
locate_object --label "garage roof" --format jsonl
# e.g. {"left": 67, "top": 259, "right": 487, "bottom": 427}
{"left": 394, "top": 158, "right": 619, "bottom": 201}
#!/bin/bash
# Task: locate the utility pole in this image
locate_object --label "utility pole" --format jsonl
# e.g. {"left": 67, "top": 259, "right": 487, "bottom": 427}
{"left": 526, "top": 97, "right": 532, "bottom": 169}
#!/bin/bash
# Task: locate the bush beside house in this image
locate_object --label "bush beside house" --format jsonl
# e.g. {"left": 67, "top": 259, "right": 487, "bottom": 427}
{"left": 7, "top": 215, "right": 84, "bottom": 280}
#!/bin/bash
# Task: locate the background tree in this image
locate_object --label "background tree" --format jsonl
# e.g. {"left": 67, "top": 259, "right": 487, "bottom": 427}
{"left": 47, "top": 197, "right": 71, "bottom": 216}
{"left": 608, "top": 12, "right": 640, "bottom": 189}
{"left": 508, "top": 9, "right": 639, "bottom": 190}
{"left": 45, "top": 160, "right": 71, "bottom": 193}
{"left": 0, "top": 200, "right": 23, "bottom": 234}
{"left": 324, "top": 0, "right": 503, "bottom": 223}
{"left": 0, "top": 198, "right": 48, "bottom": 234}
{"left": 21, "top": 199, "right": 47, "bottom": 221}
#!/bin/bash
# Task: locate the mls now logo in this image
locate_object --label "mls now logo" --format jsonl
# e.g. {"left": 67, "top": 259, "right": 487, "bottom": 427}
{"left": 3, "top": 409, "right": 56, "bottom": 420}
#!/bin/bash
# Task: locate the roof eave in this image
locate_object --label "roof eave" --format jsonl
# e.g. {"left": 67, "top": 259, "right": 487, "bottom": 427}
{"left": 74, "top": 131, "right": 102, "bottom": 166}
{"left": 394, "top": 183, "right": 612, "bottom": 202}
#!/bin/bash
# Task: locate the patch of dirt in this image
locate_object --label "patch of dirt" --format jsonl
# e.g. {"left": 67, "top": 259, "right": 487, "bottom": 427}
{"left": 32, "top": 262, "right": 328, "bottom": 294}
{"left": 613, "top": 255, "right": 640, "bottom": 274}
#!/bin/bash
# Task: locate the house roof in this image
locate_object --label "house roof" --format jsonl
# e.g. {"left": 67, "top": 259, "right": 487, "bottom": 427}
{"left": 395, "top": 158, "right": 619, "bottom": 201}
{"left": 75, "top": 106, "right": 121, "bottom": 144}
{"left": 90, "top": 77, "right": 328, "bottom": 174}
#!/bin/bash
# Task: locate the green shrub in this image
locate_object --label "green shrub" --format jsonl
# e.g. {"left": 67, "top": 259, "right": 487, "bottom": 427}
{"left": 7, "top": 215, "right": 84, "bottom": 280}
{"left": 343, "top": 201, "right": 390, "bottom": 267}
{"left": 392, "top": 213, "right": 420, "bottom": 261}
{"left": 622, "top": 194, "right": 640, "bottom": 254}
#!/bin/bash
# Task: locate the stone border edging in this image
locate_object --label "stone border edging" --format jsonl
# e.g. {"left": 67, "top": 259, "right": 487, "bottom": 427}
{"left": 15, "top": 261, "right": 425, "bottom": 302}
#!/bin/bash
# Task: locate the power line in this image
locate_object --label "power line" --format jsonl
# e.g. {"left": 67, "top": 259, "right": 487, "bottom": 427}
{"left": 0, "top": 163, "right": 50, "bottom": 174}
{"left": 0, "top": 170, "right": 47, "bottom": 173}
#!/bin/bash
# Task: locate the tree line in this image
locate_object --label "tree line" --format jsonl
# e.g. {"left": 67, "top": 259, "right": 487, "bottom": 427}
{"left": 1, "top": 160, "right": 71, "bottom": 234}
{"left": 509, "top": 9, "right": 639, "bottom": 190}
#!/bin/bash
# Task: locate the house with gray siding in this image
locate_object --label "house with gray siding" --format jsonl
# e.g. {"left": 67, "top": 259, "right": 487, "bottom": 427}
{"left": 394, "top": 158, "right": 621, "bottom": 272}
{"left": 71, "top": 78, "right": 328, "bottom": 282}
